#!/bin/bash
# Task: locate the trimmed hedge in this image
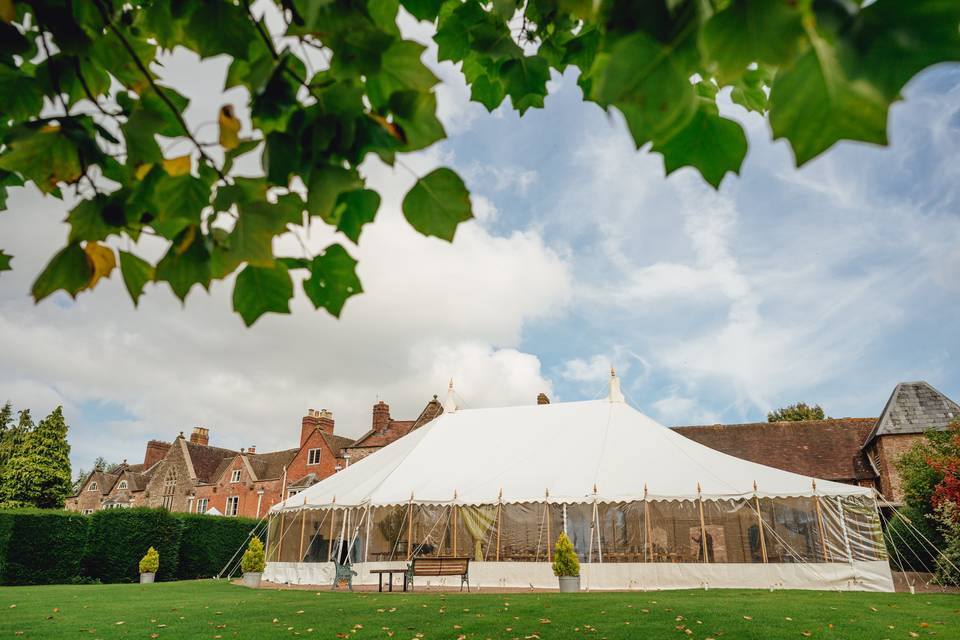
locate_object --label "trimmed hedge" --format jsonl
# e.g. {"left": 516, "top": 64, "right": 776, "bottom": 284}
{"left": 174, "top": 513, "right": 260, "bottom": 580}
{"left": 83, "top": 508, "right": 182, "bottom": 583}
{"left": 0, "top": 508, "right": 88, "bottom": 585}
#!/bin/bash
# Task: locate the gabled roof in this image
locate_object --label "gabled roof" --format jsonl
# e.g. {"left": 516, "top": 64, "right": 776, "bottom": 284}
{"left": 183, "top": 440, "right": 239, "bottom": 483}
{"left": 74, "top": 470, "right": 118, "bottom": 497}
{"left": 675, "top": 418, "right": 878, "bottom": 483}
{"left": 863, "top": 381, "right": 960, "bottom": 447}
{"left": 248, "top": 448, "right": 299, "bottom": 480}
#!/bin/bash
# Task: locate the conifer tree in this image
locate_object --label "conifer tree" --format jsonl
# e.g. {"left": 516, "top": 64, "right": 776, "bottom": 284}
{"left": 0, "top": 407, "right": 72, "bottom": 509}
{"left": 0, "top": 407, "right": 32, "bottom": 491}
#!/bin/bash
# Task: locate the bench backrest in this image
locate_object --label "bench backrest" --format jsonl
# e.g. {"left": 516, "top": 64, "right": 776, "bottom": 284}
{"left": 411, "top": 556, "right": 470, "bottom": 576}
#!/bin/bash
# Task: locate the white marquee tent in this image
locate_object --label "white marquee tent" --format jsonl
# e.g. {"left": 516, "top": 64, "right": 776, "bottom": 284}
{"left": 264, "top": 374, "right": 893, "bottom": 591}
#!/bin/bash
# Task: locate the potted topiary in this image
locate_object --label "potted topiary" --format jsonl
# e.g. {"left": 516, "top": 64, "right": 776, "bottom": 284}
{"left": 139, "top": 546, "right": 159, "bottom": 584}
{"left": 240, "top": 537, "right": 266, "bottom": 588}
{"left": 552, "top": 532, "right": 580, "bottom": 592}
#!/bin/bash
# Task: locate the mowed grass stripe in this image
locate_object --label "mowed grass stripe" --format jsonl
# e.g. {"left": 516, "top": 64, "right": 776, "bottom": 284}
{"left": 0, "top": 580, "right": 956, "bottom": 639}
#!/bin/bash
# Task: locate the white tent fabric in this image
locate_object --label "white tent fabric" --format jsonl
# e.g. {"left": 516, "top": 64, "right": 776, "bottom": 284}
{"left": 271, "top": 396, "right": 870, "bottom": 512}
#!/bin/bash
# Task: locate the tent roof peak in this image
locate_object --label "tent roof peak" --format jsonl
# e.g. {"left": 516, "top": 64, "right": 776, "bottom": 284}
{"left": 443, "top": 378, "right": 458, "bottom": 413}
{"left": 608, "top": 368, "right": 625, "bottom": 403}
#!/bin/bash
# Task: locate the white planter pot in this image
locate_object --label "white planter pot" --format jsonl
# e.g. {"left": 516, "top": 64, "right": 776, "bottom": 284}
{"left": 243, "top": 572, "right": 262, "bottom": 588}
{"left": 140, "top": 572, "right": 155, "bottom": 584}
{"left": 558, "top": 575, "right": 580, "bottom": 592}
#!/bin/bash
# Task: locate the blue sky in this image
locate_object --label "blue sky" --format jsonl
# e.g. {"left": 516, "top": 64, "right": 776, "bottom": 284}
{"left": 0, "top": 19, "right": 958, "bottom": 473}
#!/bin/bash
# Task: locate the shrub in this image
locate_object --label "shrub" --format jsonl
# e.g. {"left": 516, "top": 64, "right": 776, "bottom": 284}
{"left": 174, "top": 513, "right": 261, "bottom": 580}
{"left": 0, "top": 508, "right": 88, "bottom": 585}
{"left": 884, "top": 505, "right": 938, "bottom": 572}
{"left": 933, "top": 503, "right": 960, "bottom": 586}
{"left": 139, "top": 546, "right": 159, "bottom": 574}
{"left": 83, "top": 508, "right": 181, "bottom": 583}
{"left": 552, "top": 531, "right": 580, "bottom": 577}
{"left": 241, "top": 537, "right": 266, "bottom": 574}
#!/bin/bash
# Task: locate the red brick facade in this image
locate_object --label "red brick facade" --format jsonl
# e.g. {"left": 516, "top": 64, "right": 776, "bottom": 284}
{"left": 67, "top": 400, "right": 440, "bottom": 518}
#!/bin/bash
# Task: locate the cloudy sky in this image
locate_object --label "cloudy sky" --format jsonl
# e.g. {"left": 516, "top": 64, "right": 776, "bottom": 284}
{"left": 1, "top": 12, "right": 958, "bottom": 473}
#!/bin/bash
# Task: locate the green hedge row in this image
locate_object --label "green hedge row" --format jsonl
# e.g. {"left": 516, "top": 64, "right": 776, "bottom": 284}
{"left": 0, "top": 508, "right": 261, "bottom": 585}
{"left": 0, "top": 509, "right": 89, "bottom": 585}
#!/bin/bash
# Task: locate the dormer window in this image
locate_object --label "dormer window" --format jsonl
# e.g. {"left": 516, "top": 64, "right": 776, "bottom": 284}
{"left": 230, "top": 469, "right": 241, "bottom": 483}
{"left": 117, "top": 480, "right": 128, "bottom": 490}
{"left": 88, "top": 482, "right": 98, "bottom": 491}
{"left": 307, "top": 448, "right": 321, "bottom": 465}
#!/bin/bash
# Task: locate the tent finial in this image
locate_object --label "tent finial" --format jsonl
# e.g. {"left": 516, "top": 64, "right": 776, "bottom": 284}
{"left": 443, "top": 378, "right": 458, "bottom": 413}
{"left": 607, "top": 368, "right": 625, "bottom": 403}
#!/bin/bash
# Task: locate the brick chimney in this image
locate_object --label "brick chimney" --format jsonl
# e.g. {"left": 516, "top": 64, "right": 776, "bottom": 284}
{"left": 316, "top": 409, "right": 334, "bottom": 435}
{"left": 301, "top": 409, "right": 320, "bottom": 447}
{"left": 373, "top": 401, "right": 391, "bottom": 432}
{"left": 143, "top": 440, "right": 171, "bottom": 468}
{"left": 537, "top": 393, "right": 550, "bottom": 405}
{"left": 190, "top": 426, "right": 210, "bottom": 446}
{"left": 248, "top": 445, "right": 256, "bottom": 454}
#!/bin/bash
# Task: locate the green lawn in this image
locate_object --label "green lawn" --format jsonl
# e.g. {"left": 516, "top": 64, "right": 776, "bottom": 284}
{"left": 1, "top": 580, "right": 957, "bottom": 639}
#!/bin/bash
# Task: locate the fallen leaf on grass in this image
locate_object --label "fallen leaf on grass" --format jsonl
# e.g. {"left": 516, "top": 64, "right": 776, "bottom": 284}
{"left": 743, "top": 616, "right": 753, "bottom": 621}
{"left": 801, "top": 633, "right": 811, "bottom": 637}
{"left": 114, "top": 621, "right": 125, "bottom": 625}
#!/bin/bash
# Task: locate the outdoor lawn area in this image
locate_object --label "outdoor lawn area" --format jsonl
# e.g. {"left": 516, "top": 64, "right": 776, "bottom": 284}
{"left": 1, "top": 581, "right": 957, "bottom": 640}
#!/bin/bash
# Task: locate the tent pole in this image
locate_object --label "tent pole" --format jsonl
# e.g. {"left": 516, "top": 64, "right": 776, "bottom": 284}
{"left": 753, "top": 482, "right": 767, "bottom": 563}
{"left": 812, "top": 481, "right": 830, "bottom": 562}
{"left": 644, "top": 484, "right": 652, "bottom": 563}
{"left": 452, "top": 492, "right": 458, "bottom": 556}
{"left": 697, "top": 483, "right": 709, "bottom": 563}
{"left": 365, "top": 506, "right": 373, "bottom": 563}
{"left": 298, "top": 510, "right": 307, "bottom": 561}
{"left": 328, "top": 499, "right": 337, "bottom": 561}
{"left": 406, "top": 495, "right": 414, "bottom": 561}
{"left": 593, "top": 498, "right": 603, "bottom": 563}
{"left": 545, "top": 490, "right": 552, "bottom": 562}
{"left": 496, "top": 489, "right": 503, "bottom": 562}
{"left": 277, "top": 512, "right": 285, "bottom": 562}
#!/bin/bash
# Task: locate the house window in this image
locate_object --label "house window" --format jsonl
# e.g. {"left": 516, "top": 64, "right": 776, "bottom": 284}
{"left": 88, "top": 482, "right": 98, "bottom": 491}
{"left": 82, "top": 509, "right": 94, "bottom": 515}
{"left": 226, "top": 496, "right": 239, "bottom": 517}
{"left": 161, "top": 469, "right": 176, "bottom": 510}
{"left": 231, "top": 469, "right": 241, "bottom": 483}
{"left": 196, "top": 498, "right": 209, "bottom": 514}
{"left": 117, "top": 480, "right": 128, "bottom": 490}
{"left": 307, "top": 448, "right": 321, "bottom": 465}
{"left": 288, "top": 489, "right": 300, "bottom": 498}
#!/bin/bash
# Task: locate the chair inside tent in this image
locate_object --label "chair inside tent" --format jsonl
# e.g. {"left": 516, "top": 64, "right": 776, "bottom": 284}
{"left": 264, "top": 373, "right": 893, "bottom": 591}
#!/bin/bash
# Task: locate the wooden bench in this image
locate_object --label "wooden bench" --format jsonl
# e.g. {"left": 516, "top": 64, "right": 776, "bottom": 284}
{"left": 404, "top": 556, "right": 470, "bottom": 592}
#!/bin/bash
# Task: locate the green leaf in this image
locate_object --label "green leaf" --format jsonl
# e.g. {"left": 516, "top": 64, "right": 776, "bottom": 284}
{"left": 651, "top": 99, "right": 748, "bottom": 188}
{"left": 366, "top": 40, "right": 438, "bottom": 108}
{"left": 589, "top": 32, "right": 697, "bottom": 147}
{"left": 402, "top": 168, "right": 473, "bottom": 241}
{"left": 730, "top": 67, "right": 771, "bottom": 113}
{"left": 769, "top": 32, "right": 889, "bottom": 166}
{"left": 307, "top": 165, "right": 363, "bottom": 222}
{"left": 500, "top": 55, "right": 550, "bottom": 114}
{"left": 389, "top": 90, "right": 446, "bottom": 150}
{"left": 850, "top": 0, "right": 960, "bottom": 100}
{"left": 184, "top": 1, "right": 257, "bottom": 59}
{"left": 152, "top": 174, "right": 210, "bottom": 239}
{"left": 470, "top": 74, "right": 507, "bottom": 111}
{"left": 0, "top": 127, "right": 82, "bottom": 194}
{"left": 263, "top": 132, "right": 298, "bottom": 186}
{"left": 155, "top": 227, "right": 212, "bottom": 301}
{"left": 232, "top": 262, "right": 294, "bottom": 327}
{"left": 66, "top": 196, "right": 117, "bottom": 243}
{"left": 229, "top": 201, "right": 290, "bottom": 268}
{"left": 118, "top": 250, "right": 154, "bottom": 307}
{"left": 334, "top": 189, "right": 381, "bottom": 243}
{"left": 31, "top": 243, "right": 92, "bottom": 302}
{"left": 303, "top": 244, "right": 363, "bottom": 317}
{"left": 0, "top": 66, "right": 43, "bottom": 121}
{"left": 0, "top": 250, "right": 12, "bottom": 274}
{"left": 700, "top": 0, "right": 804, "bottom": 83}
{"left": 401, "top": 0, "right": 444, "bottom": 21}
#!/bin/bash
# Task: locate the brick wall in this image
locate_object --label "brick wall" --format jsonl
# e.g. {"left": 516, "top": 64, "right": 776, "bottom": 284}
{"left": 69, "top": 479, "right": 104, "bottom": 513}
{"left": 193, "top": 456, "right": 284, "bottom": 519}
{"left": 869, "top": 433, "right": 925, "bottom": 503}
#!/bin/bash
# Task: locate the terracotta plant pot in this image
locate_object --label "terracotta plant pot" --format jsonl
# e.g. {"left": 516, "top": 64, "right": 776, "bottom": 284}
{"left": 139, "top": 572, "right": 155, "bottom": 584}
{"left": 558, "top": 575, "right": 580, "bottom": 592}
{"left": 243, "top": 572, "right": 262, "bottom": 588}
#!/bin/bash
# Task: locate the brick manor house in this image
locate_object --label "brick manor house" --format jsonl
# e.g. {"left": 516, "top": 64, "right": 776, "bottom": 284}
{"left": 67, "top": 381, "right": 958, "bottom": 517}
{"left": 67, "top": 396, "right": 443, "bottom": 518}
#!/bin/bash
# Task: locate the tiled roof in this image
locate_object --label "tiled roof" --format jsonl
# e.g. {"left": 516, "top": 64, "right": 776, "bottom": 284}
{"left": 346, "top": 397, "right": 443, "bottom": 450}
{"left": 863, "top": 381, "right": 960, "bottom": 446}
{"left": 184, "top": 440, "right": 239, "bottom": 483}
{"left": 674, "top": 418, "right": 878, "bottom": 483}
{"left": 248, "top": 448, "right": 298, "bottom": 480}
